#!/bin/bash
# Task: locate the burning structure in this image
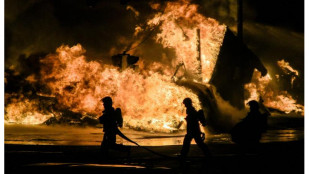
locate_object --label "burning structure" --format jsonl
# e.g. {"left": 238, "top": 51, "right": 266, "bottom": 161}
{"left": 210, "top": 28, "right": 267, "bottom": 109}
{"left": 5, "top": 0, "right": 304, "bottom": 133}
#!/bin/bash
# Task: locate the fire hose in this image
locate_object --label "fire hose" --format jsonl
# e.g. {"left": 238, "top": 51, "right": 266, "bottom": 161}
{"left": 115, "top": 128, "right": 206, "bottom": 159}
{"left": 115, "top": 128, "right": 176, "bottom": 158}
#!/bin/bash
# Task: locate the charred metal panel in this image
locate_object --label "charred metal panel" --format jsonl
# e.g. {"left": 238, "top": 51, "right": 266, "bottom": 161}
{"left": 112, "top": 53, "right": 139, "bottom": 70}
{"left": 210, "top": 28, "right": 267, "bottom": 109}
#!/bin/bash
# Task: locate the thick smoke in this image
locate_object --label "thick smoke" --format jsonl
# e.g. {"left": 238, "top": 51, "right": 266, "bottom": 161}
{"left": 5, "top": 1, "right": 138, "bottom": 69}
{"left": 5, "top": 0, "right": 304, "bottom": 78}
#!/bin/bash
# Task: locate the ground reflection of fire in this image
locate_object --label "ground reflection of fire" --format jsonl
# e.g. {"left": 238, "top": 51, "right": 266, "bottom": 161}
{"left": 5, "top": 0, "right": 303, "bottom": 131}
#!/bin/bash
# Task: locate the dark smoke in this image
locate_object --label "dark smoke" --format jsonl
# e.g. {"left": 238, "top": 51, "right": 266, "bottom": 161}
{"left": 5, "top": 0, "right": 304, "bottom": 69}
{"left": 5, "top": 1, "right": 140, "bottom": 69}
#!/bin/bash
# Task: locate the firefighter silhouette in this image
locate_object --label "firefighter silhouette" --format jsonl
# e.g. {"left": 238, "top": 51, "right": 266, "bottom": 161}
{"left": 99, "top": 97, "right": 130, "bottom": 156}
{"left": 180, "top": 98, "right": 211, "bottom": 157}
{"left": 231, "top": 100, "right": 269, "bottom": 145}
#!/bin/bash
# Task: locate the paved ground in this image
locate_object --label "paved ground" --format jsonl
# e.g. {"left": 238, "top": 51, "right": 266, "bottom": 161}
{"left": 5, "top": 140, "right": 304, "bottom": 174}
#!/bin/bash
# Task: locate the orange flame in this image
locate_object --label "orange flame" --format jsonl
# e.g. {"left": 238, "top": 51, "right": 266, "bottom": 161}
{"left": 277, "top": 59, "right": 299, "bottom": 76}
{"left": 5, "top": 94, "right": 53, "bottom": 124}
{"left": 147, "top": 0, "right": 226, "bottom": 82}
{"left": 38, "top": 44, "right": 201, "bottom": 132}
{"left": 245, "top": 69, "right": 303, "bottom": 115}
{"left": 5, "top": 0, "right": 303, "bottom": 132}
{"left": 277, "top": 59, "right": 299, "bottom": 87}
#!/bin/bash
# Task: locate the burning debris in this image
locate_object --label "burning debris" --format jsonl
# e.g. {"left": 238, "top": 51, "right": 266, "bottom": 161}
{"left": 245, "top": 69, "right": 304, "bottom": 115}
{"left": 277, "top": 59, "right": 299, "bottom": 88}
{"left": 146, "top": 0, "right": 226, "bottom": 83}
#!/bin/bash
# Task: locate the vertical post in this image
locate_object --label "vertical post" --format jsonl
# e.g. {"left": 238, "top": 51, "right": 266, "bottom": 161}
{"left": 237, "top": 0, "right": 243, "bottom": 42}
{"left": 196, "top": 28, "right": 202, "bottom": 81}
{"left": 121, "top": 55, "right": 128, "bottom": 71}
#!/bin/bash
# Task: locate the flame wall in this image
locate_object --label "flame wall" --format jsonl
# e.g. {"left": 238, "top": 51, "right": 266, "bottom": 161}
{"left": 5, "top": 0, "right": 304, "bottom": 132}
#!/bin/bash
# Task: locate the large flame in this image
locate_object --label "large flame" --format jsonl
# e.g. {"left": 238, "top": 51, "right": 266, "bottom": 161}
{"left": 147, "top": 0, "right": 226, "bottom": 82}
{"left": 5, "top": 94, "right": 54, "bottom": 124}
{"left": 5, "top": 0, "right": 226, "bottom": 131}
{"left": 39, "top": 44, "right": 201, "bottom": 132}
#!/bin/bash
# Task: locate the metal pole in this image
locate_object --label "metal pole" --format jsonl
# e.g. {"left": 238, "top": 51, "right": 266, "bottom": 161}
{"left": 196, "top": 28, "right": 202, "bottom": 81}
{"left": 237, "top": 0, "right": 243, "bottom": 41}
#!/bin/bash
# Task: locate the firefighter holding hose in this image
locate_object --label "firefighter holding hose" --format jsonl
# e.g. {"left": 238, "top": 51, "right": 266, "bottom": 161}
{"left": 99, "top": 96, "right": 130, "bottom": 156}
{"left": 180, "top": 98, "right": 211, "bottom": 158}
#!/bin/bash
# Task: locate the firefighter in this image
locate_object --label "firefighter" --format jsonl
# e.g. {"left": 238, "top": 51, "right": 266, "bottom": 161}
{"left": 231, "top": 100, "right": 269, "bottom": 145}
{"left": 180, "top": 98, "right": 211, "bottom": 158}
{"left": 99, "top": 96, "right": 129, "bottom": 156}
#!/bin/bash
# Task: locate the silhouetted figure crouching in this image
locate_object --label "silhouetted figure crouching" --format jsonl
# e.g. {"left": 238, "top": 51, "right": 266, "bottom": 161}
{"left": 180, "top": 98, "right": 211, "bottom": 158}
{"left": 99, "top": 97, "right": 130, "bottom": 157}
{"left": 231, "top": 100, "right": 269, "bottom": 146}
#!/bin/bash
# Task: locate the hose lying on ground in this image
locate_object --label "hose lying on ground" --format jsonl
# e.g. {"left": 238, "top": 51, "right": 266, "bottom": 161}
{"left": 116, "top": 129, "right": 176, "bottom": 159}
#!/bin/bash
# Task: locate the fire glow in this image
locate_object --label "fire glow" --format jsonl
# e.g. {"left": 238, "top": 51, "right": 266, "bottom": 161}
{"left": 245, "top": 69, "right": 303, "bottom": 115}
{"left": 146, "top": 0, "right": 226, "bottom": 82}
{"left": 7, "top": 44, "right": 202, "bottom": 132}
{"left": 5, "top": 0, "right": 304, "bottom": 131}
